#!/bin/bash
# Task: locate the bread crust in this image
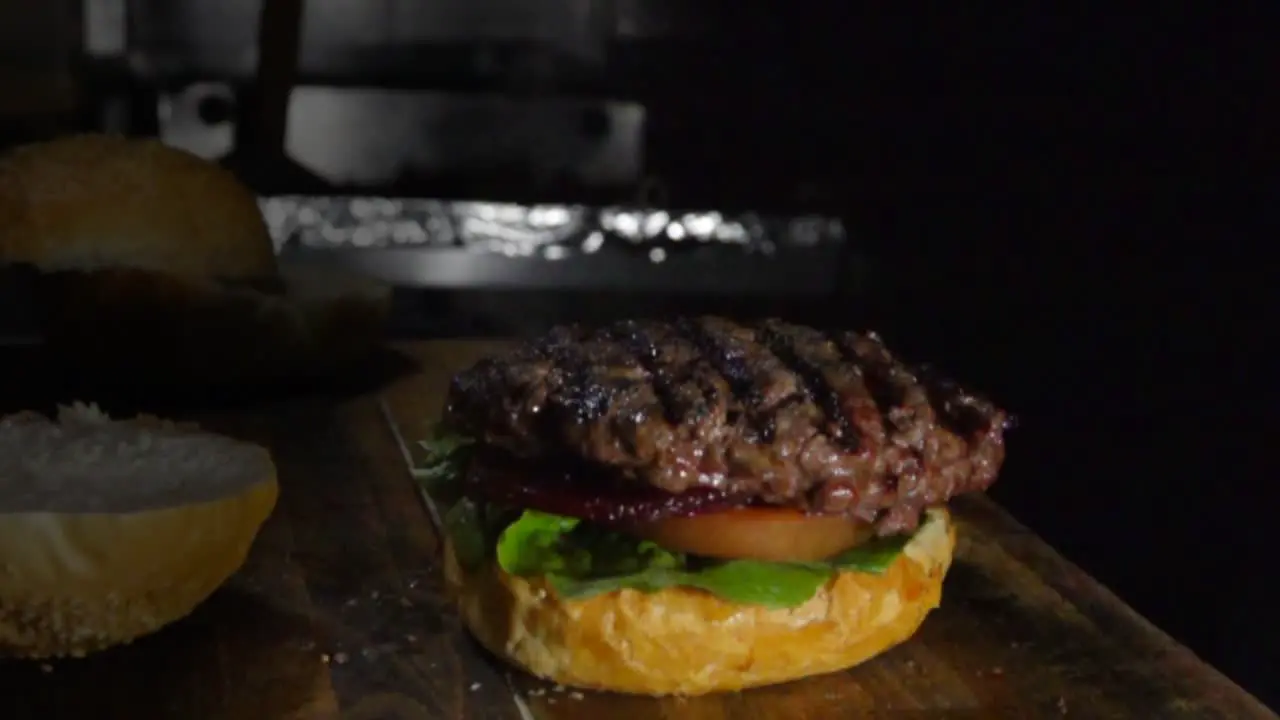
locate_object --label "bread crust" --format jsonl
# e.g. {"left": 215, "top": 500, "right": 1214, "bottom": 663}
{"left": 444, "top": 508, "right": 956, "bottom": 695}
{"left": 0, "top": 134, "right": 392, "bottom": 382}
{"left": 0, "top": 134, "right": 276, "bottom": 278}
{"left": 0, "top": 407, "right": 279, "bottom": 658}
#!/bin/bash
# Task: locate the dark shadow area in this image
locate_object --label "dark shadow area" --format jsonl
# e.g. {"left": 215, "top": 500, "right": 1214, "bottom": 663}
{"left": 0, "top": 588, "right": 334, "bottom": 720}
{"left": 0, "top": 344, "right": 420, "bottom": 418}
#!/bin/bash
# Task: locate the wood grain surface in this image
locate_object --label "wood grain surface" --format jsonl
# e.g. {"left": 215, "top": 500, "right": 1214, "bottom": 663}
{"left": 0, "top": 340, "right": 1271, "bottom": 719}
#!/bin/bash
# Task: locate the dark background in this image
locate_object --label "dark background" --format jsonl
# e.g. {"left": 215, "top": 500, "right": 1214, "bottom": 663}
{"left": 2, "top": 2, "right": 1274, "bottom": 709}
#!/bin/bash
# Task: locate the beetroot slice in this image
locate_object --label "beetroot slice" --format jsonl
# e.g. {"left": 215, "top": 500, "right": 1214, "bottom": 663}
{"left": 465, "top": 452, "right": 740, "bottom": 525}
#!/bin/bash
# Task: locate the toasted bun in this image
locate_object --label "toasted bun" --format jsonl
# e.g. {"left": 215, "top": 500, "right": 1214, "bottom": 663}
{"left": 0, "top": 135, "right": 391, "bottom": 383}
{"left": 0, "top": 134, "right": 276, "bottom": 278}
{"left": 444, "top": 508, "right": 955, "bottom": 696}
{"left": 0, "top": 403, "right": 278, "bottom": 658}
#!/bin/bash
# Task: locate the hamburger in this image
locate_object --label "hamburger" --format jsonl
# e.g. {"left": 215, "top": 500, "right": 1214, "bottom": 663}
{"left": 0, "top": 133, "right": 390, "bottom": 383}
{"left": 419, "top": 317, "right": 1012, "bottom": 695}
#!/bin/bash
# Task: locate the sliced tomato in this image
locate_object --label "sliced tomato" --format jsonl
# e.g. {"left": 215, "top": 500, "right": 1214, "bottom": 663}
{"left": 625, "top": 507, "right": 873, "bottom": 562}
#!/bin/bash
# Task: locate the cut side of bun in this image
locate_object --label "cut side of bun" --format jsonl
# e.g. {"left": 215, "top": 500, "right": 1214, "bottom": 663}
{"left": 444, "top": 508, "right": 956, "bottom": 696}
{"left": 0, "top": 403, "right": 278, "bottom": 658}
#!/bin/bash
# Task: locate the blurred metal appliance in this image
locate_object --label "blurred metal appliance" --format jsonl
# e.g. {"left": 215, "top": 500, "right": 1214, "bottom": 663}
{"left": 80, "top": 0, "right": 704, "bottom": 193}
{"left": 78, "top": 0, "right": 857, "bottom": 295}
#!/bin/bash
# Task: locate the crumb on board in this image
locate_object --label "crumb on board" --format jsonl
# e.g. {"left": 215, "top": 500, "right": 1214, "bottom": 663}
{"left": 1058, "top": 697, "right": 1069, "bottom": 714}
{"left": 469, "top": 682, "right": 482, "bottom": 692}
{"left": 569, "top": 691, "right": 584, "bottom": 701}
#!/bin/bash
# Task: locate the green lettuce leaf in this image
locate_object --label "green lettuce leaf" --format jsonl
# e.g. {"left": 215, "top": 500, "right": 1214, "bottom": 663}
{"left": 443, "top": 498, "right": 488, "bottom": 570}
{"left": 414, "top": 428, "right": 474, "bottom": 505}
{"left": 418, "top": 429, "right": 920, "bottom": 610}
{"left": 491, "top": 509, "right": 921, "bottom": 610}
{"left": 496, "top": 511, "right": 585, "bottom": 576}
{"left": 547, "top": 560, "right": 833, "bottom": 609}
{"left": 824, "top": 534, "right": 913, "bottom": 574}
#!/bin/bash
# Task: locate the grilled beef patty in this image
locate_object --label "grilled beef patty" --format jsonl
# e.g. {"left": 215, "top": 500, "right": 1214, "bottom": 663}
{"left": 445, "top": 317, "right": 1012, "bottom": 535}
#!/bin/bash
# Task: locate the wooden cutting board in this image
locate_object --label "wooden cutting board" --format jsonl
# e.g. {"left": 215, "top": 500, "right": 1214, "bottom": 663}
{"left": 0, "top": 340, "right": 1271, "bottom": 719}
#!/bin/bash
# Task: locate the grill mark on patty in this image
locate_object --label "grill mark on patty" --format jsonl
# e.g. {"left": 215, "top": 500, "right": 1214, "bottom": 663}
{"left": 538, "top": 326, "right": 659, "bottom": 431}
{"left": 823, "top": 330, "right": 938, "bottom": 506}
{"left": 754, "top": 319, "right": 861, "bottom": 451}
{"left": 826, "top": 331, "right": 912, "bottom": 432}
{"left": 602, "top": 320, "right": 720, "bottom": 426}
{"left": 672, "top": 317, "right": 780, "bottom": 442}
{"left": 917, "top": 364, "right": 996, "bottom": 439}
{"left": 538, "top": 328, "right": 616, "bottom": 423}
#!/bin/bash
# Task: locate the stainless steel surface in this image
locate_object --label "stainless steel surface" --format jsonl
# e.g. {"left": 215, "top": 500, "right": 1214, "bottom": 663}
{"left": 265, "top": 195, "right": 850, "bottom": 292}
{"left": 261, "top": 196, "right": 845, "bottom": 252}
{"left": 122, "top": 0, "right": 699, "bottom": 81}
{"left": 287, "top": 89, "right": 642, "bottom": 188}
{"left": 280, "top": 245, "right": 846, "bottom": 294}
{"left": 84, "top": 0, "right": 128, "bottom": 59}
{"left": 158, "top": 85, "right": 643, "bottom": 188}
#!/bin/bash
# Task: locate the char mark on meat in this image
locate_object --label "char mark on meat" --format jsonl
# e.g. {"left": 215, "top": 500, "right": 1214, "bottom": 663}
{"left": 916, "top": 363, "right": 1005, "bottom": 438}
{"left": 600, "top": 320, "right": 725, "bottom": 429}
{"left": 753, "top": 319, "right": 862, "bottom": 452}
{"left": 443, "top": 316, "right": 1012, "bottom": 534}
{"left": 672, "top": 316, "right": 788, "bottom": 443}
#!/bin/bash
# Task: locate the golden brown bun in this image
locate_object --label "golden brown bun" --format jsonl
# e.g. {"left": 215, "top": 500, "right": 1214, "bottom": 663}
{"left": 444, "top": 508, "right": 955, "bottom": 696}
{"left": 0, "top": 403, "right": 278, "bottom": 658}
{"left": 0, "top": 134, "right": 392, "bottom": 382}
{"left": 0, "top": 134, "right": 277, "bottom": 278}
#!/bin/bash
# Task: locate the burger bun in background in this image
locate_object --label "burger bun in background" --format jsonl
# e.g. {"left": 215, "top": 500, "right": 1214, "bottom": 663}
{"left": 0, "top": 134, "right": 396, "bottom": 391}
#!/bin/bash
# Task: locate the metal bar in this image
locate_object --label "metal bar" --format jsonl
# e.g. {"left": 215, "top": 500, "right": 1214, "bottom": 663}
{"left": 278, "top": 246, "right": 843, "bottom": 294}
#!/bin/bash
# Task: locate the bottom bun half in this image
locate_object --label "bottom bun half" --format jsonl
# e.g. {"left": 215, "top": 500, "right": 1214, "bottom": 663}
{"left": 444, "top": 507, "right": 955, "bottom": 696}
{"left": 0, "top": 480, "right": 278, "bottom": 658}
